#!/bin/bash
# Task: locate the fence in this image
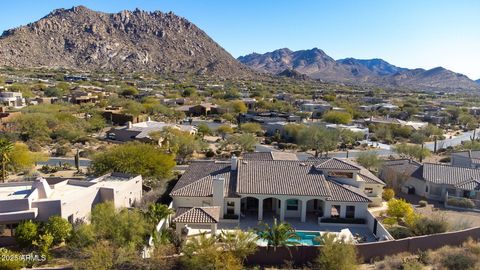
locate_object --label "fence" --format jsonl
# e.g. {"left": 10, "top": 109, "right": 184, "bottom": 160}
{"left": 245, "top": 226, "right": 480, "bottom": 266}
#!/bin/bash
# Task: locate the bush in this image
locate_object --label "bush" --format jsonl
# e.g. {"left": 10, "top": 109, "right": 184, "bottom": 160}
{"left": 315, "top": 233, "right": 358, "bottom": 270}
{"left": 447, "top": 197, "right": 475, "bottom": 208}
{"left": 15, "top": 220, "right": 38, "bottom": 248}
{"left": 388, "top": 225, "right": 414, "bottom": 239}
{"left": 205, "top": 149, "right": 215, "bottom": 158}
{"left": 44, "top": 216, "right": 73, "bottom": 245}
{"left": 441, "top": 252, "right": 476, "bottom": 270}
{"left": 418, "top": 200, "right": 428, "bottom": 207}
{"left": 320, "top": 218, "right": 366, "bottom": 224}
{"left": 382, "top": 188, "right": 395, "bottom": 201}
{"left": 54, "top": 145, "right": 70, "bottom": 156}
{"left": 0, "top": 248, "right": 25, "bottom": 269}
{"left": 410, "top": 216, "right": 448, "bottom": 236}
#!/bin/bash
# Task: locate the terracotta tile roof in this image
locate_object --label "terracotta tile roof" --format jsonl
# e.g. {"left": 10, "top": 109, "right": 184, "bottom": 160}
{"left": 172, "top": 158, "right": 373, "bottom": 203}
{"left": 454, "top": 179, "right": 480, "bottom": 191}
{"left": 314, "top": 158, "right": 362, "bottom": 171}
{"left": 326, "top": 182, "right": 371, "bottom": 202}
{"left": 242, "top": 152, "right": 298, "bottom": 161}
{"left": 359, "top": 168, "right": 385, "bottom": 185}
{"left": 236, "top": 160, "right": 371, "bottom": 202}
{"left": 382, "top": 159, "right": 423, "bottom": 178}
{"left": 236, "top": 160, "right": 331, "bottom": 196}
{"left": 170, "top": 161, "right": 238, "bottom": 197}
{"left": 422, "top": 163, "right": 480, "bottom": 186}
{"left": 172, "top": 207, "right": 220, "bottom": 224}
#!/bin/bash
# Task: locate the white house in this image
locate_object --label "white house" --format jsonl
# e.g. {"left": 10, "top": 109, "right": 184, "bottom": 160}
{"left": 0, "top": 92, "right": 25, "bottom": 108}
{"left": 0, "top": 173, "right": 142, "bottom": 226}
{"left": 170, "top": 153, "right": 385, "bottom": 234}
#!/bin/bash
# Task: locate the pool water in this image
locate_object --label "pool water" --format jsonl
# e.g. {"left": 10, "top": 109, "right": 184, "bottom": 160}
{"left": 291, "top": 231, "right": 322, "bottom": 246}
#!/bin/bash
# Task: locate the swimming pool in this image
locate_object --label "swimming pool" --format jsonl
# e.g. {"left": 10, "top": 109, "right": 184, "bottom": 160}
{"left": 257, "top": 231, "right": 322, "bottom": 246}
{"left": 291, "top": 231, "right": 322, "bottom": 246}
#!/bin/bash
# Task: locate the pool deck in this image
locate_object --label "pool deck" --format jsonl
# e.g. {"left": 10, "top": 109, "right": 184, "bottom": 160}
{"left": 186, "top": 214, "right": 377, "bottom": 243}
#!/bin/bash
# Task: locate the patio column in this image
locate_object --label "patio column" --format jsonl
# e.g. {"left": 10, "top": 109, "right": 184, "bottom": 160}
{"left": 301, "top": 199, "right": 307, "bottom": 222}
{"left": 258, "top": 198, "right": 263, "bottom": 221}
{"left": 279, "top": 199, "right": 285, "bottom": 221}
{"left": 211, "top": 224, "right": 217, "bottom": 235}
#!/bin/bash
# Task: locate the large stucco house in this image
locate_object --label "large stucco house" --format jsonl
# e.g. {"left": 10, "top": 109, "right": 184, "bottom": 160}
{"left": 0, "top": 173, "right": 142, "bottom": 227}
{"left": 170, "top": 153, "right": 385, "bottom": 233}
{"left": 380, "top": 159, "right": 480, "bottom": 202}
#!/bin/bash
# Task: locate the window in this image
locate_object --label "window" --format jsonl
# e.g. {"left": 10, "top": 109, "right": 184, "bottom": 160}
{"left": 328, "top": 171, "right": 354, "bottom": 178}
{"left": 364, "top": 187, "right": 373, "bottom": 194}
{"left": 286, "top": 199, "right": 299, "bottom": 211}
{"left": 331, "top": 205, "right": 341, "bottom": 218}
{"left": 346, "top": 206, "right": 355, "bottom": 218}
{"left": 227, "top": 201, "right": 235, "bottom": 214}
{"left": 425, "top": 186, "right": 429, "bottom": 193}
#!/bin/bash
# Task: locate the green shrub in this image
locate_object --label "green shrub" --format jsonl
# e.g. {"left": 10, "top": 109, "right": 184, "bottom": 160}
{"left": 441, "top": 252, "right": 476, "bottom": 270}
{"left": 44, "top": 216, "right": 73, "bottom": 245}
{"left": 447, "top": 197, "right": 475, "bottom": 208}
{"left": 0, "top": 248, "right": 25, "bottom": 269}
{"left": 15, "top": 220, "right": 38, "bottom": 248}
{"left": 388, "top": 225, "right": 414, "bottom": 239}
{"left": 418, "top": 200, "right": 428, "bottom": 207}
{"left": 382, "top": 188, "right": 395, "bottom": 201}
{"left": 402, "top": 259, "right": 424, "bottom": 270}
{"left": 410, "top": 216, "right": 448, "bottom": 236}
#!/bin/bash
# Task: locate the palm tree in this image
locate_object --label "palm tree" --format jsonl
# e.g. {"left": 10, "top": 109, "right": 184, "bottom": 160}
{"left": 254, "top": 218, "right": 299, "bottom": 252}
{"left": 0, "top": 138, "right": 13, "bottom": 183}
{"left": 219, "top": 230, "right": 258, "bottom": 263}
{"left": 144, "top": 203, "right": 175, "bottom": 226}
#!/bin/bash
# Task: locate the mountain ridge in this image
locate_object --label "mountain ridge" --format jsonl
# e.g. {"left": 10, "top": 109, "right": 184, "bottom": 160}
{"left": 239, "top": 48, "right": 479, "bottom": 91}
{"left": 0, "top": 6, "right": 254, "bottom": 78}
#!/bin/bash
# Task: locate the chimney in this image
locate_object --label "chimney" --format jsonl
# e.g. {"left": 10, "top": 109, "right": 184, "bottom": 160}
{"left": 231, "top": 154, "right": 238, "bottom": 171}
{"left": 127, "top": 121, "right": 133, "bottom": 129}
{"left": 212, "top": 176, "right": 225, "bottom": 211}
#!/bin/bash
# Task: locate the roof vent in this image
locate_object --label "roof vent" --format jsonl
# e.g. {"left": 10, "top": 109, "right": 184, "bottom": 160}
{"left": 299, "top": 162, "right": 307, "bottom": 166}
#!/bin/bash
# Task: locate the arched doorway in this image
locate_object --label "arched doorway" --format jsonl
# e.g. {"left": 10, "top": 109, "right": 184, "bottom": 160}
{"left": 261, "top": 197, "right": 279, "bottom": 221}
{"left": 305, "top": 199, "right": 325, "bottom": 223}
{"left": 240, "top": 197, "right": 259, "bottom": 219}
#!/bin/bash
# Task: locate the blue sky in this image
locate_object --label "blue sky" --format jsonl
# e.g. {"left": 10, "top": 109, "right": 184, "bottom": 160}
{"left": 2, "top": 0, "right": 480, "bottom": 79}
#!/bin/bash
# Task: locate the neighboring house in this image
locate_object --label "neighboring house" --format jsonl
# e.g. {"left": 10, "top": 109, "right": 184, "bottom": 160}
{"left": 106, "top": 119, "right": 197, "bottom": 143}
{"left": 102, "top": 106, "right": 146, "bottom": 126}
{"left": 0, "top": 92, "right": 26, "bottom": 108}
{"left": 0, "top": 173, "right": 142, "bottom": 225}
{"left": 451, "top": 150, "right": 480, "bottom": 169}
{"left": 69, "top": 91, "right": 98, "bottom": 104}
{"left": 363, "top": 117, "right": 428, "bottom": 130}
{"left": 170, "top": 153, "right": 385, "bottom": 234}
{"left": 300, "top": 103, "right": 332, "bottom": 119}
{"left": 175, "top": 103, "right": 220, "bottom": 117}
{"left": 325, "top": 124, "right": 369, "bottom": 138}
{"left": 380, "top": 159, "right": 480, "bottom": 202}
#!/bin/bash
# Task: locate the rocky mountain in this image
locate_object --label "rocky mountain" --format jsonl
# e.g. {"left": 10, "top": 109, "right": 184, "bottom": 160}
{"left": 476, "top": 79, "right": 480, "bottom": 85}
{"left": 277, "top": 68, "right": 308, "bottom": 80}
{"left": 239, "top": 48, "right": 479, "bottom": 91}
{"left": 0, "top": 6, "right": 253, "bottom": 78}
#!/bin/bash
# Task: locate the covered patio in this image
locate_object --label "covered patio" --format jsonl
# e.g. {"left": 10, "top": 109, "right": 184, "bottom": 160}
{"left": 240, "top": 196, "right": 337, "bottom": 223}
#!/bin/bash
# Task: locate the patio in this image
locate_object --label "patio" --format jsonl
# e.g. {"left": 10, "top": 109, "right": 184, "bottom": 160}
{"left": 183, "top": 214, "right": 377, "bottom": 243}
